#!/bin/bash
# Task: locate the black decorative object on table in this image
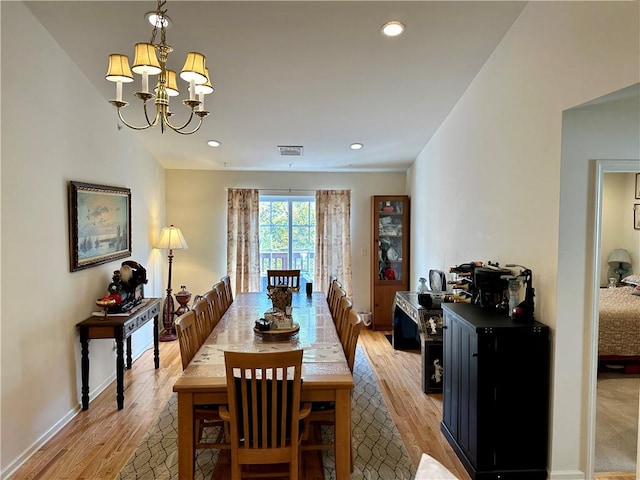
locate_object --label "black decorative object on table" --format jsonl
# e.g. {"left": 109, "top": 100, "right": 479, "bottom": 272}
{"left": 97, "top": 260, "right": 148, "bottom": 314}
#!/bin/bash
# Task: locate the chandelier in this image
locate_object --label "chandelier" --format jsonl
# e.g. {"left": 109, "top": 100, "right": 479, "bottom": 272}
{"left": 105, "top": 0, "right": 212, "bottom": 135}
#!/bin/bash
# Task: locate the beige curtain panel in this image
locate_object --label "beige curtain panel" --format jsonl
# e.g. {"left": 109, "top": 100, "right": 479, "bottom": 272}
{"left": 315, "top": 190, "right": 352, "bottom": 298}
{"left": 227, "top": 188, "right": 261, "bottom": 293}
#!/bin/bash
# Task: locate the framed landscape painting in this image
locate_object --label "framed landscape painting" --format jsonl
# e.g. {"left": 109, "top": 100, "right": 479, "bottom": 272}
{"left": 69, "top": 181, "right": 131, "bottom": 271}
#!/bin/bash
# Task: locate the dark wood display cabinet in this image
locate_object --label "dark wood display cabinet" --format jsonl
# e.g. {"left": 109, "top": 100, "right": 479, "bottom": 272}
{"left": 370, "top": 195, "right": 409, "bottom": 330}
{"left": 441, "top": 303, "right": 550, "bottom": 480}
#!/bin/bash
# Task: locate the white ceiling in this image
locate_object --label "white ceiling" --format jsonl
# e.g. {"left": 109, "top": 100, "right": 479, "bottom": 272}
{"left": 25, "top": 1, "right": 526, "bottom": 172}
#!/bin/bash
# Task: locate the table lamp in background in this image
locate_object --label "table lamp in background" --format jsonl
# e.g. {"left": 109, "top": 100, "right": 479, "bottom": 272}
{"left": 156, "top": 225, "right": 188, "bottom": 341}
{"left": 607, "top": 248, "right": 632, "bottom": 285}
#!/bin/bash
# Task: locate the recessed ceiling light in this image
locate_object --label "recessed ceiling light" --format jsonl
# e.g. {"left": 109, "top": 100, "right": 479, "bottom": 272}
{"left": 350, "top": 143, "right": 364, "bottom": 150}
{"left": 381, "top": 21, "right": 405, "bottom": 37}
{"left": 207, "top": 140, "right": 221, "bottom": 147}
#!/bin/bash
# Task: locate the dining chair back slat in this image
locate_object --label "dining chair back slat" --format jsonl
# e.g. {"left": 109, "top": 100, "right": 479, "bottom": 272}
{"left": 267, "top": 269, "right": 301, "bottom": 291}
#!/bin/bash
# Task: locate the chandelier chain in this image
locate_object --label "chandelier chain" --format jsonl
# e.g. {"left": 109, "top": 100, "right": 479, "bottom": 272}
{"left": 150, "top": 0, "right": 168, "bottom": 46}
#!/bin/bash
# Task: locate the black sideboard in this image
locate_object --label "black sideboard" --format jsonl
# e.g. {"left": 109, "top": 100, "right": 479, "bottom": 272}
{"left": 441, "top": 303, "right": 550, "bottom": 479}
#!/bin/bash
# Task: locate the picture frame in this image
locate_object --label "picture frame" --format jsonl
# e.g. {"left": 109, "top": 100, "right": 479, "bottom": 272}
{"left": 68, "top": 181, "right": 131, "bottom": 271}
{"left": 636, "top": 173, "right": 640, "bottom": 199}
{"left": 635, "top": 204, "right": 640, "bottom": 231}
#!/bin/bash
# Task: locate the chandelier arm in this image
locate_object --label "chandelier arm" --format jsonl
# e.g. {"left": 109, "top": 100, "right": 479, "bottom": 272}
{"left": 161, "top": 109, "right": 199, "bottom": 132}
{"left": 115, "top": 108, "right": 157, "bottom": 131}
{"left": 143, "top": 102, "right": 161, "bottom": 127}
{"left": 162, "top": 110, "right": 204, "bottom": 135}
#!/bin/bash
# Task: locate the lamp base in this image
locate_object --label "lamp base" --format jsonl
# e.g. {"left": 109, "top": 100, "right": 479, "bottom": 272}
{"left": 159, "top": 331, "right": 177, "bottom": 342}
{"left": 159, "top": 294, "right": 177, "bottom": 342}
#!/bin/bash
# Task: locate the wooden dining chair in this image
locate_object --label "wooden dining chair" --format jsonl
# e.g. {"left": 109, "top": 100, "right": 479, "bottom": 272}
{"left": 219, "top": 350, "right": 311, "bottom": 480}
{"left": 302, "top": 309, "right": 362, "bottom": 470}
{"left": 267, "top": 269, "right": 301, "bottom": 291}
{"left": 175, "top": 311, "right": 229, "bottom": 454}
{"left": 192, "top": 297, "right": 213, "bottom": 346}
{"left": 327, "top": 275, "right": 338, "bottom": 297}
{"left": 175, "top": 310, "right": 200, "bottom": 370}
{"left": 203, "top": 288, "right": 222, "bottom": 329}
{"left": 341, "top": 309, "right": 363, "bottom": 372}
{"left": 213, "top": 281, "right": 229, "bottom": 315}
{"left": 221, "top": 274, "right": 234, "bottom": 307}
{"left": 334, "top": 295, "right": 353, "bottom": 345}
{"left": 328, "top": 281, "right": 344, "bottom": 319}
{"left": 325, "top": 275, "right": 338, "bottom": 311}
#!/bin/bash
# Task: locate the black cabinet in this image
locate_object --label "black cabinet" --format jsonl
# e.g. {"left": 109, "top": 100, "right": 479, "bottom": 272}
{"left": 441, "top": 303, "right": 550, "bottom": 480}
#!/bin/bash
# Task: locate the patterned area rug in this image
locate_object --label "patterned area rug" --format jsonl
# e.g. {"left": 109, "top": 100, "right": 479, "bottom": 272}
{"left": 117, "top": 346, "right": 416, "bottom": 479}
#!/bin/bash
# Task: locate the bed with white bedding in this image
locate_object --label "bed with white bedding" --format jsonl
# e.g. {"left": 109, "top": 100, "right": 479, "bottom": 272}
{"left": 598, "top": 280, "right": 640, "bottom": 359}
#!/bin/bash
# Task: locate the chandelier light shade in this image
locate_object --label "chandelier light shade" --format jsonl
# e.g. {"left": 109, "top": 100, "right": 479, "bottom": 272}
{"left": 132, "top": 43, "right": 162, "bottom": 75}
{"left": 105, "top": 0, "right": 212, "bottom": 135}
{"left": 180, "top": 52, "right": 208, "bottom": 84}
{"left": 163, "top": 69, "right": 180, "bottom": 97}
{"left": 106, "top": 54, "right": 134, "bottom": 83}
{"left": 156, "top": 224, "right": 188, "bottom": 341}
{"left": 192, "top": 67, "right": 214, "bottom": 111}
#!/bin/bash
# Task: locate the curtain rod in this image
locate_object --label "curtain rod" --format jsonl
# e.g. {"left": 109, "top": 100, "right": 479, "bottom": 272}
{"left": 259, "top": 188, "right": 316, "bottom": 193}
{"left": 225, "top": 188, "right": 352, "bottom": 193}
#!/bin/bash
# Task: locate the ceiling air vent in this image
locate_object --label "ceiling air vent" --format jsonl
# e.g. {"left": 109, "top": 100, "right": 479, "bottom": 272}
{"left": 278, "top": 145, "right": 304, "bottom": 156}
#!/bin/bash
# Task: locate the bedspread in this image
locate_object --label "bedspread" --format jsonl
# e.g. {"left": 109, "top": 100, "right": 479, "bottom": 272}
{"left": 598, "top": 286, "right": 640, "bottom": 356}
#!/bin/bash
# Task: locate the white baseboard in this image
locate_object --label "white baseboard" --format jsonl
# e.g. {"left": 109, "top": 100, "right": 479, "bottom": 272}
{"left": 549, "top": 470, "right": 586, "bottom": 480}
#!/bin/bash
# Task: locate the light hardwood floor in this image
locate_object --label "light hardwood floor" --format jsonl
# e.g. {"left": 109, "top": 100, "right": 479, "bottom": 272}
{"left": 8, "top": 328, "right": 633, "bottom": 480}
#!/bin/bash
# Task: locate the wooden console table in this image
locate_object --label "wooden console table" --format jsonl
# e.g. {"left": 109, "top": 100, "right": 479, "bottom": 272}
{"left": 392, "top": 291, "right": 444, "bottom": 393}
{"left": 76, "top": 298, "right": 161, "bottom": 410}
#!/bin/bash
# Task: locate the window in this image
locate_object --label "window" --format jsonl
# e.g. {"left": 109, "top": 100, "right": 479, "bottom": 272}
{"left": 259, "top": 196, "right": 315, "bottom": 291}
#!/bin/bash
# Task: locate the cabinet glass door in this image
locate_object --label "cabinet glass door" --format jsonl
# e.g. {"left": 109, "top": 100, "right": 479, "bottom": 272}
{"left": 376, "top": 199, "right": 405, "bottom": 281}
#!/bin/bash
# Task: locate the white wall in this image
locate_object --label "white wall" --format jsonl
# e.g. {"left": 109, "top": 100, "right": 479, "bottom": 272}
{"left": 407, "top": 2, "right": 639, "bottom": 478}
{"left": 560, "top": 94, "right": 639, "bottom": 478}
{"left": 165, "top": 170, "right": 406, "bottom": 313}
{"left": 1, "top": 3, "right": 166, "bottom": 475}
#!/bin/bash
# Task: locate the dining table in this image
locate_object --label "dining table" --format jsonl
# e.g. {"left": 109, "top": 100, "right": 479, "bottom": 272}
{"left": 173, "top": 291, "right": 354, "bottom": 480}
